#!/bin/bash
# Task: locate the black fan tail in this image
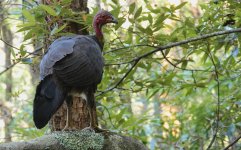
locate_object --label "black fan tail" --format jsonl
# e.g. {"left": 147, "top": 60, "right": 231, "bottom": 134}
{"left": 33, "top": 75, "right": 66, "bottom": 129}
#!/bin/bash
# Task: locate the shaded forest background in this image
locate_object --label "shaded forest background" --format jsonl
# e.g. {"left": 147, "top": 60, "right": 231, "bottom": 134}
{"left": 0, "top": 0, "right": 241, "bottom": 149}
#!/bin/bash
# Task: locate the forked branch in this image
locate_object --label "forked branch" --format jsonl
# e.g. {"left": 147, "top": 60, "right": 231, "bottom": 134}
{"left": 100, "top": 28, "right": 241, "bottom": 95}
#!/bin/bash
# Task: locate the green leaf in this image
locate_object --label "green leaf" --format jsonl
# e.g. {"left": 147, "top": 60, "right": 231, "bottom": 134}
{"left": 165, "top": 49, "right": 171, "bottom": 56}
{"left": 146, "top": 4, "right": 160, "bottom": 13}
{"left": 19, "top": 45, "right": 26, "bottom": 57}
{"left": 24, "top": 30, "right": 35, "bottom": 41}
{"left": 115, "top": 17, "right": 125, "bottom": 30}
{"left": 111, "top": 0, "right": 118, "bottom": 4}
{"left": 201, "top": 52, "right": 208, "bottom": 63}
{"left": 161, "top": 7, "right": 171, "bottom": 13}
{"left": 175, "top": 2, "right": 188, "bottom": 10}
{"left": 50, "top": 23, "right": 67, "bottom": 36}
{"left": 134, "top": 6, "right": 142, "bottom": 19}
{"left": 136, "top": 24, "right": 146, "bottom": 33}
{"left": 39, "top": 4, "right": 57, "bottom": 16}
{"left": 129, "top": 3, "right": 136, "bottom": 14}
{"left": 145, "top": 27, "right": 153, "bottom": 35}
{"left": 17, "top": 22, "right": 36, "bottom": 28}
{"left": 154, "top": 14, "right": 169, "bottom": 26}
{"left": 181, "top": 60, "right": 188, "bottom": 69}
{"left": 147, "top": 88, "right": 160, "bottom": 99}
{"left": 148, "top": 14, "right": 153, "bottom": 25}
{"left": 17, "top": 26, "right": 32, "bottom": 32}
{"left": 22, "top": 9, "right": 35, "bottom": 22}
{"left": 195, "top": 83, "right": 206, "bottom": 88}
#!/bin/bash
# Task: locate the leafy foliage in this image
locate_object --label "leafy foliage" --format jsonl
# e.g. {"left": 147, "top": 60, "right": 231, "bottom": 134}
{"left": 1, "top": 0, "right": 241, "bottom": 149}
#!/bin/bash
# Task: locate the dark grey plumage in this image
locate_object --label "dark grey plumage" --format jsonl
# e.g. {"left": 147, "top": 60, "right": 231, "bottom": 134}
{"left": 33, "top": 35, "right": 104, "bottom": 129}
{"left": 52, "top": 36, "right": 104, "bottom": 87}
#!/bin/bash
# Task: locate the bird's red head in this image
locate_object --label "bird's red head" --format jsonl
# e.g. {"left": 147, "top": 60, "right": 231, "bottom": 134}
{"left": 93, "top": 10, "right": 118, "bottom": 43}
{"left": 93, "top": 10, "right": 118, "bottom": 27}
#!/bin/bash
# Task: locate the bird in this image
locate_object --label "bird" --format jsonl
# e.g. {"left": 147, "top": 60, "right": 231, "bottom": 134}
{"left": 33, "top": 10, "right": 118, "bottom": 131}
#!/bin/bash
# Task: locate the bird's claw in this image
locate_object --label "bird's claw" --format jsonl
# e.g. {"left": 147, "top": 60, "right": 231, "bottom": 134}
{"left": 82, "top": 126, "right": 109, "bottom": 133}
{"left": 82, "top": 126, "right": 95, "bottom": 132}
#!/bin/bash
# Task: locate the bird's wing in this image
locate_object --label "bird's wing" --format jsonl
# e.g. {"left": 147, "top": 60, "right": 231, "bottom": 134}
{"left": 40, "top": 36, "right": 81, "bottom": 80}
{"left": 53, "top": 36, "right": 104, "bottom": 87}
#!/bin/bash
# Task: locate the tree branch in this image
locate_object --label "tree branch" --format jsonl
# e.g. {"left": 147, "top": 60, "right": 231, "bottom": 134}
{"left": 0, "top": 38, "right": 42, "bottom": 55}
{"left": 206, "top": 43, "right": 221, "bottom": 150}
{"left": 100, "top": 28, "right": 241, "bottom": 95}
{"left": 0, "top": 46, "right": 42, "bottom": 76}
{"left": 136, "top": 28, "right": 241, "bottom": 62}
{"left": 104, "top": 44, "right": 157, "bottom": 55}
{"left": 0, "top": 38, "right": 20, "bottom": 51}
{"left": 159, "top": 49, "right": 211, "bottom": 72}
{"left": 106, "top": 28, "right": 241, "bottom": 68}
{"left": 223, "top": 134, "right": 241, "bottom": 150}
{"left": 97, "top": 59, "right": 140, "bottom": 96}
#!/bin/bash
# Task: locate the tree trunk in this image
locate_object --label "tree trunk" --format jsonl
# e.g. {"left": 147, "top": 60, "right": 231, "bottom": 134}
{"left": 41, "top": 0, "right": 97, "bottom": 131}
{"left": 0, "top": 1, "right": 13, "bottom": 142}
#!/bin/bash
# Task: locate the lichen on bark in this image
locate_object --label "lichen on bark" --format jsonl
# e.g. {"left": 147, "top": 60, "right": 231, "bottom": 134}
{"left": 54, "top": 130, "right": 104, "bottom": 150}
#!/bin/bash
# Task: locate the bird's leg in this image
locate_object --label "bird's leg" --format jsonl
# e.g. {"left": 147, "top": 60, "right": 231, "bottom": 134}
{"left": 62, "top": 95, "right": 73, "bottom": 131}
{"left": 88, "top": 105, "right": 97, "bottom": 128}
{"left": 87, "top": 102, "right": 108, "bottom": 133}
{"left": 81, "top": 90, "right": 109, "bottom": 133}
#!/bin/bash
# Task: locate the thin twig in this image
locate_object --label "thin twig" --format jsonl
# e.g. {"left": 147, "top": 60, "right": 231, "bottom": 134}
{"left": 104, "top": 44, "right": 157, "bottom": 54}
{"left": 191, "top": 71, "right": 197, "bottom": 85}
{"left": 223, "top": 134, "right": 241, "bottom": 150}
{"left": 97, "top": 103, "right": 117, "bottom": 129}
{"left": 0, "top": 46, "right": 43, "bottom": 76}
{"left": 206, "top": 43, "right": 221, "bottom": 150}
{"left": 160, "top": 48, "right": 210, "bottom": 72}
{"left": 104, "top": 59, "right": 134, "bottom": 66}
{"left": 111, "top": 28, "right": 125, "bottom": 47}
{"left": 0, "top": 38, "right": 42, "bottom": 55}
{"left": 97, "top": 59, "right": 140, "bottom": 96}
{"left": 0, "top": 38, "right": 20, "bottom": 51}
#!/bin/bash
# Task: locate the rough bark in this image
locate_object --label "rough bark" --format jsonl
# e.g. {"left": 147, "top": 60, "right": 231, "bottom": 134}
{"left": 41, "top": 0, "right": 96, "bottom": 131}
{"left": 0, "top": 102, "right": 12, "bottom": 143}
{"left": 49, "top": 97, "right": 91, "bottom": 130}
{"left": 0, "top": 131, "right": 148, "bottom": 150}
{"left": 0, "top": 1, "right": 13, "bottom": 142}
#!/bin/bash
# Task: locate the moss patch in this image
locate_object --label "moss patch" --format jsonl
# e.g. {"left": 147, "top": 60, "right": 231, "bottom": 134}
{"left": 107, "top": 135, "right": 124, "bottom": 150}
{"left": 54, "top": 130, "right": 104, "bottom": 150}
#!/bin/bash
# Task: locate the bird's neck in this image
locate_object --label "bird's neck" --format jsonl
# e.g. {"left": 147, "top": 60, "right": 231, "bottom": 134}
{"left": 94, "top": 23, "right": 104, "bottom": 46}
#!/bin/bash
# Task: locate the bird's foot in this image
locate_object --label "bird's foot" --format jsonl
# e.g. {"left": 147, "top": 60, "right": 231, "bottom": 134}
{"left": 82, "top": 125, "right": 109, "bottom": 133}
{"left": 93, "top": 126, "right": 109, "bottom": 133}
{"left": 81, "top": 126, "right": 95, "bottom": 132}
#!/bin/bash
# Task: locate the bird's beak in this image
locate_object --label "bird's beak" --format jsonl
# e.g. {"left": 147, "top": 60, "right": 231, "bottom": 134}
{"left": 111, "top": 16, "right": 118, "bottom": 24}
